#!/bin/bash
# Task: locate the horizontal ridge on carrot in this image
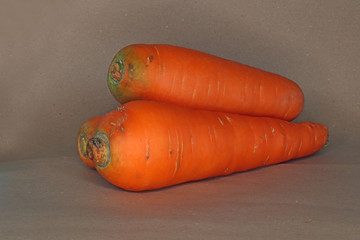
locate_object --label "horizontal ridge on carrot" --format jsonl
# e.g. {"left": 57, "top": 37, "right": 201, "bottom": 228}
{"left": 107, "top": 44, "right": 304, "bottom": 120}
{"left": 77, "top": 116, "right": 103, "bottom": 168}
{"left": 86, "top": 100, "right": 327, "bottom": 191}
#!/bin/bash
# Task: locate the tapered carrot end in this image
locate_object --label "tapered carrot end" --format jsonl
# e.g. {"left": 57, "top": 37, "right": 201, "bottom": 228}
{"left": 87, "top": 132, "right": 111, "bottom": 168}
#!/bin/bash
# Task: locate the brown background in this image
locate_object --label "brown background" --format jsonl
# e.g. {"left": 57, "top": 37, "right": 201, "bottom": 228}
{"left": 1, "top": 1, "right": 359, "bottom": 239}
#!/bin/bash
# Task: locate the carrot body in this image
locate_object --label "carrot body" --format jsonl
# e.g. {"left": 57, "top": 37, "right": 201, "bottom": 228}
{"left": 87, "top": 101, "right": 327, "bottom": 191}
{"left": 77, "top": 116, "right": 103, "bottom": 168}
{"left": 107, "top": 44, "right": 304, "bottom": 121}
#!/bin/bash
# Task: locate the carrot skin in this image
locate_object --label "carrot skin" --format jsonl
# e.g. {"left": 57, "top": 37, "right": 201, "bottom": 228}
{"left": 87, "top": 101, "right": 328, "bottom": 191}
{"left": 77, "top": 116, "right": 103, "bottom": 168}
{"left": 107, "top": 44, "right": 304, "bottom": 120}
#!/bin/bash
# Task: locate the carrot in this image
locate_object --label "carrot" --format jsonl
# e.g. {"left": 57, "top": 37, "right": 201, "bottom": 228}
{"left": 77, "top": 116, "right": 103, "bottom": 168}
{"left": 86, "top": 100, "right": 328, "bottom": 191}
{"left": 107, "top": 44, "right": 304, "bottom": 121}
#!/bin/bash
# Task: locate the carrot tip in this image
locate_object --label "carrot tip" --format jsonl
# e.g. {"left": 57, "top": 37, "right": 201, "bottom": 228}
{"left": 87, "top": 132, "right": 111, "bottom": 168}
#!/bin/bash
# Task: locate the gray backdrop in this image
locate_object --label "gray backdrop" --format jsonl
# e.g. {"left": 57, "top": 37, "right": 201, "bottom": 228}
{"left": 1, "top": 1, "right": 359, "bottom": 239}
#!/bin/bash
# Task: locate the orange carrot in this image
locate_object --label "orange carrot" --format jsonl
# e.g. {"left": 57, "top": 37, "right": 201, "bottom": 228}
{"left": 77, "top": 116, "right": 103, "bottom": 168}
{"left": 86, "top": 100, "right": 327, "bottom": 191}
{"left": 107, "top": 44, "right": 304, "bottom": 121}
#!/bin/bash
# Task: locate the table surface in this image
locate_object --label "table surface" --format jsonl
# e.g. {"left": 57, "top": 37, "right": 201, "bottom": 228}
{"left": 1, "top": 135, "right": 359, "bottom": 240}
{"left": 1, "top": 1, "right": 359, "bottom": 239}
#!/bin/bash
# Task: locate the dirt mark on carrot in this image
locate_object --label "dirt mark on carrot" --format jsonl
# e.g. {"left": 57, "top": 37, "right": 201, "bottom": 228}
{"left": 146, "top": 140, "right": 150, "bottom": 160}
{"left": 146, "top": 55, "right": 154, "bottom": 66}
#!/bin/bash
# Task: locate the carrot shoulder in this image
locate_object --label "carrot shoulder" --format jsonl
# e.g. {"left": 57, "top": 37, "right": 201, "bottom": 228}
{"left": 107, "top": 44, "right": 304, "bottom": 120}
{"left": 77, "top": 116, "right": 103, "bottom": 168}
{"left": 86, "top": 101, "right": 327, "bottom": 191}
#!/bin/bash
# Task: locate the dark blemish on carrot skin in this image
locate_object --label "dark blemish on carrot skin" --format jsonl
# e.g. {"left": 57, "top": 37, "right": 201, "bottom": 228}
{"left": 146, "top": 141, "right": 150, "bottom": 160}
{"left": 146, "top": 55, "right": 154, "bottom": 66}
{"left": 128, "top": 63, "right": 134, "bottom": 72}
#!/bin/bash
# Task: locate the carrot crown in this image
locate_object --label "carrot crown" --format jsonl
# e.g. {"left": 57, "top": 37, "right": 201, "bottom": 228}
{"left": 78, "top": 132, "right": 89, "bottom": 159}
{"left": 109, "top": 58, "right": 124, "bottom": 84}
{"left": 107, "top": 45, "right": 151, "bottom": 104}
{"left": 87, "top": 132, "right": 111, "bottom": 168}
